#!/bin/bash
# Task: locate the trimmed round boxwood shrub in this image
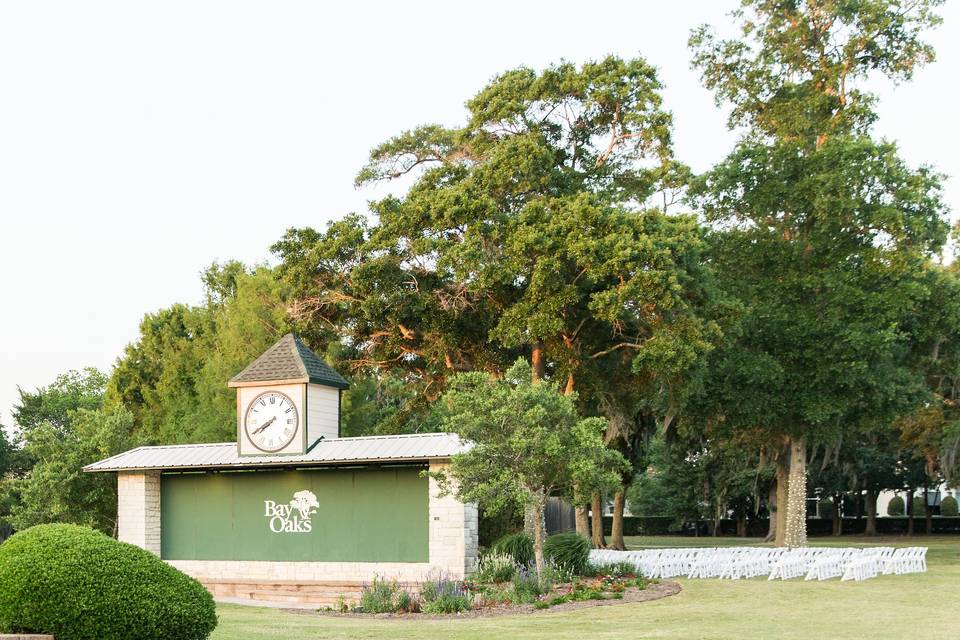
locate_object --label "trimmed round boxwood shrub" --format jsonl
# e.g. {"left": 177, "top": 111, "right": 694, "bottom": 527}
{"left": 910, "top": 496, "right": 926, "bottom": 516}
{"left": 887, "top": 495, "right": 905, "bottom": 516}
{"left": 940, "top": 495, "right": 959, "bottom": 517}
{"left": 491, "top": 532, "right": 534, "bottom": 567}
{"left": 0, "top": 524, "right": 217, "bottom": 640}
{"left": 543, "top": 532, "right": 590, "bottom": 575}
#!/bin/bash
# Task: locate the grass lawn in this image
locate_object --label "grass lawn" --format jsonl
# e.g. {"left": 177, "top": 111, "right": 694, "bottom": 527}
{"left": 212, "top": 535, "right": 958, "bottom": 640}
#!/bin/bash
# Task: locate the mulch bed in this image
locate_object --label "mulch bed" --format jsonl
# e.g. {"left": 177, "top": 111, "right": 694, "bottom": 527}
{"left": 281, "top": 580, "right": 681, "bottom": 620}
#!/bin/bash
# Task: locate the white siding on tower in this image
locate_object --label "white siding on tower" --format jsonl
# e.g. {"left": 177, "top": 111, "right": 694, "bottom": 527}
{"left": 308, "top": 384, "right": 340, "bottom": 443}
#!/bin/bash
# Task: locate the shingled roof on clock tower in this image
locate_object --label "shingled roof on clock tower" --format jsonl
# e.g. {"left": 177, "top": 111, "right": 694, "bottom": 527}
{"left": 228, "top": 333, "right": 349, "bottom": 389}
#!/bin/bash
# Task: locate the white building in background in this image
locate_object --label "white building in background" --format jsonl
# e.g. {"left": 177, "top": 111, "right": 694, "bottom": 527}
{"left": 877, "top": 483, "right": 957, "bottom": 516}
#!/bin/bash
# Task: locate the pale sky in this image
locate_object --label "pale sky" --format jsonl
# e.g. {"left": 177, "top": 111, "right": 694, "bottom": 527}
{"left": 1, "top": 1, "right": 958, "bottom": 431}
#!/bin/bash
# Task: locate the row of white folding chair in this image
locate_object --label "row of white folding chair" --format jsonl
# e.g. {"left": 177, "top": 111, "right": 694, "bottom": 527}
{"left": 883, "top": 547, "right": 927, "bottom": 574}
{"left": 593, "top": 547, "right": 789, "bottom": 580}
{"left": 722, "top": 548, "right": 786, "bottom": 579}
{"left": 769, "top": 547, "right": 825, "bottom": 580}
{"left": 589, "top": 548, "right": 660, "bottom": 576}
{"left": 806, "top": 548, "right": 862, "bottom": 581}
{"left": 591, "top": 545, "right": 928, "bottom": 581}
{"left": 687, "top": 548, "right": 733, "bottom": 578}
{"left": 840, "top": 547, "right": 893, "bottom": 582}
{"left": 652, "top": 548, "right": 707, "bottom": 578}
{"left": 691, "top": 547, "right": 757, "bottom": 579}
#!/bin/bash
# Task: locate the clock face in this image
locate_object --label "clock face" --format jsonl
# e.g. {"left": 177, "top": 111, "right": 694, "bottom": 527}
{"left": 244, "top": 391, "right": 300, "bottom": 453}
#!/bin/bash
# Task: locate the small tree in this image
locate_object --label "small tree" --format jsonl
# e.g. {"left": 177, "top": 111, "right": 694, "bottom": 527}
{"left": 433, "top": 360, "right": 627, "bottom": 577}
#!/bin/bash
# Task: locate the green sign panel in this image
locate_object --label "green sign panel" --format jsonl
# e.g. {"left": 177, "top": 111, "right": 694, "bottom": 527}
{"left": 160, "top": 466, "right": 429, "bottom": 562}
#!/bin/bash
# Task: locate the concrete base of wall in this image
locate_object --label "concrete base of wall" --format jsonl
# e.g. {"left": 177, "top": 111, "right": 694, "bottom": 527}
{"left": 202, "top": 578, "right": 414, "bottom": 608}
{"left": 172, "top": 559, "right": 449, "bottom": 607}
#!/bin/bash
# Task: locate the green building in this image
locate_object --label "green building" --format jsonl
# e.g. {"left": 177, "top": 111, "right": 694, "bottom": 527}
{"left": 86, "top": 334, "right": 478, "bottom": 606}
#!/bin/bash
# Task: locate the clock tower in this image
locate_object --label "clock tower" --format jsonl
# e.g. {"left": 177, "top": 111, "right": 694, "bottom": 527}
{"left": 229, "top": 333, "right": 349, "bottom": 456}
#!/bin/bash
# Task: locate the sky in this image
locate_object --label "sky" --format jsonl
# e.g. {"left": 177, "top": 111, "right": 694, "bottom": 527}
{"left": 1, "top": 1, "right": 958, "bottom": 431}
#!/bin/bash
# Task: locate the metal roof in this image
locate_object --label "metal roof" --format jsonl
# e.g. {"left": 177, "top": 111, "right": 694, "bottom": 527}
{"left": 83, "top": 433, "right": 467, "bottom": 473}
{"left": 228, "top": 333, "right": 349, "bottom": 389}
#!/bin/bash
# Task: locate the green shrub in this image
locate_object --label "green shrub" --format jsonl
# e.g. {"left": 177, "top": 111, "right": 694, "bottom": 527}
{"left": 533, "top": 599, "right": 550, "bottom": 609}
{"left": 887, "top": 496, "right": 905, "bottom": 516}
{"left": 0, "top": 524, "right": 216, "bottom": 640}
{"left": 587, "top": 560, "right": 637, "bottom": 579}
{"left": 491, "top": 532, "right": 534, "bottom": 567}
{"left": 420, "top": 574, "right": 471, "bottom": 614}
{"left": 422, "top": 593, "right": 471, "bottom": 614}
{"left": 543, "top": 532, "right": 590, "bottom": 575}
{"left": 475, "top": 552, "right": 517, "bottom": 583}
{"left": 396, "top": 590, "right": 413, "bottom": 612}
{"left": 360, "top": 577, "right": 415, "bottom": 613}
{"left": 910, "top": 496, "right": 927, "bottom": 516}
{"left": 510, "top": 564, "right": 551, "bottom": 603}
{"left": 478, "top": 585, "right": 515, "bottom": 606}
{"left": 940, "top": 496, "right": 959, "bottom": 517}
{"left": 542, "top": 560, "right": 576, "bottom": 584}
{"left": 570, "top": 582, "right": 605, "bottom": 601}
{"left": 817, "top": 498, "right": 835, "bottom": 519}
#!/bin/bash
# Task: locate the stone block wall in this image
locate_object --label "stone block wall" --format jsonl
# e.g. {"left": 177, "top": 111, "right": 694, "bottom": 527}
{"left": 117, "top": 470, "right": 160, "bottom": 555}
{"left": 428, "top": 460, "right": 478, "bottom": 578}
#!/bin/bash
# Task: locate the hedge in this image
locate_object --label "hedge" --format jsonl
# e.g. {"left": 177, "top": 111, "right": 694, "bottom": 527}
{"left": 817, "top": 499, "right": 835, "bottom": 520}
{"left": 0, "top": 524, "right": 217, "bottom": 640}
{"left": 602, "top": 516, "right": 960, "bottom": 537}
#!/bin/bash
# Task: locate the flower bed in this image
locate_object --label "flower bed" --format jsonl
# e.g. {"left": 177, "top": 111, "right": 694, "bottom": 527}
{"left": 297, "top": 557, "right": 680, "bottom": 618}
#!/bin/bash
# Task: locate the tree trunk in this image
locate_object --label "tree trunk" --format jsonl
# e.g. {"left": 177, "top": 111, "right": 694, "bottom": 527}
{"left": 764, "top": 480, "right": 778, "bottom": 542}
{"left": 609, "top": 490, "right": 626, "bottom": 550}
{"left": 783, "top": 436, "right": 807, "bottom": 548}
{"left": 906, "top": 490, "right": 914, "bottom": 536}
{"left": 832, "top": 493, "right": 842, "bottom": 536}
{"left": 736, "top": 512, "right": 748, "bottom": 537}
{"left": 774, "top": 456, "right": 789, "bottom": 546}
{"left": 590, "top": 492, "right": 607, "bottom": 548}
{"left": 564, "top": 372, "right": 575, "bottom": 396}
{"left": 575, "top": 506, "right": 590, "bottom": 538}
{"left": 523, "top": 503, "right": 537, "bottom": 538}
{"left": 924, "top": 488, "right": 933, "bottom": 535}
{"left": 864, "top": 489, "right": 877, "bottom": 536}
{"left": 531, "top": 494, "right": 547, "bottom": 577}
{"left": 531, "top": 342, "right": 546, "bottom": 383}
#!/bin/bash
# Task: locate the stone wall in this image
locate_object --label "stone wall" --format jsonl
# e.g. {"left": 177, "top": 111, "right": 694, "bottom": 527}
{"left": 117, "top": 470, "right": 160, "bottom": 555}
{"left": 428, "top": 460, "right": 478, "bottom": 578}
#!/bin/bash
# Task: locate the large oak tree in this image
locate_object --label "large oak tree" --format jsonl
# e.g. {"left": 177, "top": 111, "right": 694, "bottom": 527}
{"left": 690, "top": 0, "right": 948, "bottom": 546}
{"left": 275, "top": 57, "right": 722, "bottom": 546}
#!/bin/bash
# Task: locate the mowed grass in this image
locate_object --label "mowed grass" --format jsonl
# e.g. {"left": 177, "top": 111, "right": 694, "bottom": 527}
{"left": 212, "top": 535, "right": 959, "bottom": 640}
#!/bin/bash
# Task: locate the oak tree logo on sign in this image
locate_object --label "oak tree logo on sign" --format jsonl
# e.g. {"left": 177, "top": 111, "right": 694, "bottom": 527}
{"left": 264, "top": 490, "right": 319, "bottom": 533}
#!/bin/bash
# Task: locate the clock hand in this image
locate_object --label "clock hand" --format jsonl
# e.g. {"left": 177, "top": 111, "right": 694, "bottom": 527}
{"left": 252, "top": 416, "right": 277, "bottom": 434}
